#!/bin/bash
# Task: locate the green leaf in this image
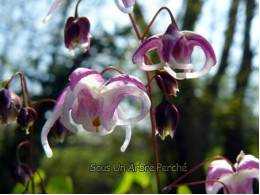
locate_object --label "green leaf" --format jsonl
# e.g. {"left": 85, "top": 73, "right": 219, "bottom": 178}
{"left": 177, "top": 185, "right": 192, "bottom": 194}
{"left": 33, "top": 169, "right": 46, "bottom": 185}
{"left": 113, "top": 172, "right": 134, "bottom": 194}
{"left": 12, "top": 183, "right": 26, "bottom": 194}
{"left": 133, "top": 171, "right": 150, "bottom": 188}
{"left": 45, "top": 176, "right": 74, "bottom": 194}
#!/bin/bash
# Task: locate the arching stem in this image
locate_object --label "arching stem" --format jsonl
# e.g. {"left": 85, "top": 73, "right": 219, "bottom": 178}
{"left": 100, "top": 66, "right": 124, "bottom": 75}
{"left": 141, "top": 7, "right": 177, "bottom": 41}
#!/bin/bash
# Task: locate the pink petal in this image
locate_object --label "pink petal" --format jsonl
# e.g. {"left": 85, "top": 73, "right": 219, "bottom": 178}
{"left": 105, "top": 74, "right": 146, "bottom": 92}
{"left": 237, "top": 154, "right": 259, "bottom": 172}
{"left": 100, "top": 85, "right": 150, "bottom": 130}
{"left": 54, "top": 87, "right": 68, "bottom": 109}
{"left": 114, "top": 0, "right": 135, "bottom": 13}
{"left": 206, "top": 160, "right": 233, "bottom": 192}
{"left": 71, "top": 86, "right": 103, "bottom": 132}
{"left": 42, "top": 0, "right": 65, "bottom": 23}
{"left": 132, "top": 36, "right": 164, "bottom": 71}
{"left": 122, "top": 0, "right": 135, "bottom": 8}
{"left": 69, "top": 68, "right": 103, "bottom": 90}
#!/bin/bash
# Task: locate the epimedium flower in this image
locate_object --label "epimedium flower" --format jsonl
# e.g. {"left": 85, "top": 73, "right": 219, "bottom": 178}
{"left": 64, "top": 16, "right": 91, "bottom": 56}
{"left": 132, "top": 23, "right": 217, "bottom": 80}
{"left": 206, "top": 151, "right": 259, "bottom": 194}
{"left": 154, "top": 100, "right": 179, "bottom": 140}
{"left": 0, "top": 89, "right": 22, "bottom": 124}
{"left": 41, "top": 68, "right": 151, "bottom": 158}
{"left": 114, "top": 0, "right": 136, "bottom": 13}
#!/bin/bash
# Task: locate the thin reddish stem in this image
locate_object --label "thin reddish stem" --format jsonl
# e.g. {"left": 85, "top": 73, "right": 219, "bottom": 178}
{"left": 128, "top": 12, "right": 162, "bottom": 193}
{"left": 141, "top": 7, "right": 177, "bottom": 41}
{"left": 145, "top": 75, "right": 156, "bottom": 88}
{"left": 165, "top": 180, "right": 230, "bottom": 194}
{"left": 16, "top": 140, "right": 30, "bottom": 164}
{"left": 31, "top": 98, "right": 57, "bottom": 107}
{"left": 100, "top": 66, "right": 124, "bottom": 75}
{"left": 74, "top": 0, "right": 82, "bottom": 18}
{"left": 128, "top": 13, "right": 141, "bottom": 39}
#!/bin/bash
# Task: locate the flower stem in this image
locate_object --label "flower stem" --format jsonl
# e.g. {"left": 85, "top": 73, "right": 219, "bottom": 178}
{"left": 100, "top": 66, "right": 124, "bottom": 75}
{"left": 141, "top": 7, "right": 177, "bottom": 41}
{"left": 31, "top": 98, "right": 57, "bottom": 107}
{"left": 128, "top": 12, "right": 162, "bottom": 193}
{"left": 16, "top": 140, "right": 30, "bottom": 164}
{"left": 166, "top": 180, "right": 230, "bottom": 194}
{"left": 74, "top": 0, "right": 82, "bottom": 18}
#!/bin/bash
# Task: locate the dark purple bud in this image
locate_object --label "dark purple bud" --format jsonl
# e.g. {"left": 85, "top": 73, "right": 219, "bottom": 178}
{"left": 0, "top": 89, "right": 11, "bottom": 124}
{"left": 0, "top": 89, "right": 21, "bottom": 124}
{"left": 17, "top": 107, "right": 37, "bottom": 131}
{"left": 155, "top": 70, "right": 179, "bottom": 96}
{"left": 52, "top": 118, "right": 70, "bottom": 143}
{"left": 154, "top": 100, "right": 179, "bottom": 140}
{"left": 64, "top": 16, "right": 91, "bottom": 56}
{"left": 11, "top": 164, "right": 33, "bottom": 186}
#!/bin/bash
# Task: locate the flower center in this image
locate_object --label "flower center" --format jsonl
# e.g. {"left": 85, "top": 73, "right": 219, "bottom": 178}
{"left": 92, "top": 117, "right": 101, "bottom": 133}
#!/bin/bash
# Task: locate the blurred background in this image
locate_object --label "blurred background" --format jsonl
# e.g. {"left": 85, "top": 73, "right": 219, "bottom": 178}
{"left": 0, "top": 0, "right": 259, "bottom": 193}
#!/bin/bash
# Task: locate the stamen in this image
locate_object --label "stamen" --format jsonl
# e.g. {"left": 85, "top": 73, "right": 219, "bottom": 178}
{"left": 92, "top": 117, "right": 101, "bottom": 133}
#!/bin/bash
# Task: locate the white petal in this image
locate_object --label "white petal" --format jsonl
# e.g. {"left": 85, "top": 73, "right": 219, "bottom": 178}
{"left": 41, "top": 106, "right": 62, "bottom": 158}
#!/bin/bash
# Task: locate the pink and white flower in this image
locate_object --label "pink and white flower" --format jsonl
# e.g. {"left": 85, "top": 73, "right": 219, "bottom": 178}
{"left": 132, "top": 23, "right": 217, "bottom": 80}
{"left": 206, "top": 151, "right": 259, "bottom": 194}
{"left": 41, "top": 68, "right": 150, "bottom": 158}
{"left": 114, "top": 0, "right": 136, "bottom": 13}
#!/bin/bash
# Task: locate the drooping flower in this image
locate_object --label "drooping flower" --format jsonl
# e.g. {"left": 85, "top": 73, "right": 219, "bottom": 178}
{"left": 11, "top": 164, "right": 33, "bottom": 186}
{"left": 41, "top": 68, "right": 150, "bottom": 158}
{"left": 132, "top": 23, "right": 217, "bottom": 80}
{"left": 42, "top": 0, "right": 65, "bottom": 23}
{"left": 206, "top": 151, "right": 259, "bottom": 194}
{"left": 17, "top": 107, "right": 37, "bottom": 134}
{"left": 155, "top": 70, "right": 179, "bottom": 96}
{"left": 154, "top": 100, "right": 179, "bottom": 140}
{"left": 0, "top": 89, "right": 22, "bottom": 124}
{"left": 64, "top": 16, "right": 91, "bottom": 56}
{"left": 114, "top": 0, "right": 136, "bottom": 13}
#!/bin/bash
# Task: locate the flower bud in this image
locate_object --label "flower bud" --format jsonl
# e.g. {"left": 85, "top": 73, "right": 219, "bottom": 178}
{"left": 17, "top": 107, "right": 37, "bottom": 133}
{"left": 154, "top": 100, "right": 179, "bottom": 140}
{"left": 11, "top": 164, "right": 33, "bottom": 186}
{"left": 64, "top": 16, "right": 91, "bottom": 56}
{"left": 0, "top": 89, "right": 22, "bottom": 124}
{"left": 155, "top": 70, "right": 179, "bottom": 96}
